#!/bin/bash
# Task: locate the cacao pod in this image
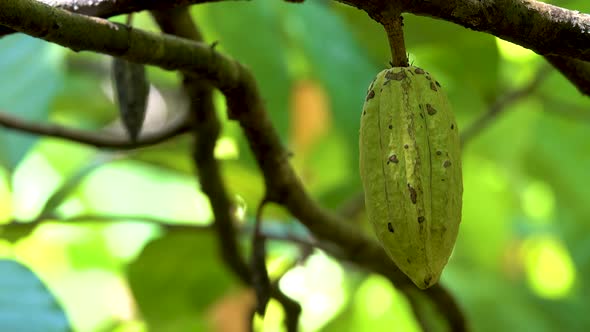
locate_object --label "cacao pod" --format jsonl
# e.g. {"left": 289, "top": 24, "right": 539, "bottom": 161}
{"left": 359, "top": 66, "right": 462, "bottom": 289}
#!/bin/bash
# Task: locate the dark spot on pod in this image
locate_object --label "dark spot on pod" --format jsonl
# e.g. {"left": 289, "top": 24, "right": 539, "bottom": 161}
{"left": 418, "top": 216, "right": 425, "bottom": 224}
{"left": 363, "top": 111, "right": 366, "bottom": 116}
{"left": 443, "top": 160, "right": 452, "bottom": 168}
{"left": 366, "top": 90, "right": 375, "bottom": 101}
{"left": 436, "top": 150, "right": 442, "bottom": 156}
{"left": 388, "top": 124, "right": 393, "bottom": 129}
{"left": 415, "top": 68, "right": 425, "bottom": 74}
{"left": 426, "top": 104, "right": 437, "bottom": 115}
{"left": 407, "top": 184, "right": 417, "bottom": 204}
{"left": 451, "top": 124, "right": 455, "bottom": 130}
{"left": 425, "top": 75, "right": 432, "bottom": 81}
{"left": 387, "top": 222, "right": 394, "bottom": 233}
{"left": 419, "top": 113, "right": 424, "bottom": 118}
{"left": 388, "top": 154, "right": 399, "bottom": 164}
{"left": 406, "top": 258, "right": 411, "bottom": 264}
{"left": 441, "top": 179, "right": 446, "bottom": 182}
{"left": 424, "top": 275, "right": 432, "bottom": 287}
{"left": 418, "top": 104, "right": 423, "bottom": 109}
{"left": 436, "top": 81, "right": 441, "bottom": 87}
{"left": 404, "top": 144, "right": 409, "bottom": 149}
{"left": 385, "top": 70, "right": 407, "bottom": 81}
{"left": 430, "top": 82, "right": 438, "bottom": 91}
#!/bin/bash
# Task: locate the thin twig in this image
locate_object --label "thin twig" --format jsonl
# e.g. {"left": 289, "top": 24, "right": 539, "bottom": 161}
{"left": 250, "top": 198, "right": 271, "bottom": 316}
{"left": 460, "top": 66, "right": 552, "bottom": 146}
{"left": 0, "top": 110, "right": 190, "bottom": 149}
{"left": 3, "top": 213, "right": 320, "bottom": 250}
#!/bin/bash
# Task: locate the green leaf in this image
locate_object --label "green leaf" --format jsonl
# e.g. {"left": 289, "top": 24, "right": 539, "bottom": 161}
{"left": 127, "top": 230, "right": 239, "bottom": 331}
{"left": 196, "top": 1, "right": 292, "bottom": 138}
{"left": 0, "top": 35, "right": 65, "bottom": 170}
{"left": 283, "top": 1, "right": 379, "bottom": 149}
{"left": 0, "top": 259, "right": 70, "bottom": 332}
{"left": 444, "top": 267, "right": 573, "bottom": 332}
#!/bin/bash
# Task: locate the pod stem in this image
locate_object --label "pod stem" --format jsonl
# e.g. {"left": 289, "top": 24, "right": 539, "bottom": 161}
{"left": 383, "top": 13, "right": 409, "bottom": 67}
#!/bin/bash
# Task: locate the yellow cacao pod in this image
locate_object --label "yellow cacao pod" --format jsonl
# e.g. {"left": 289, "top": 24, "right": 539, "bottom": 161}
{"left": 359, "top": 66, "right": 463, "bottom": 289}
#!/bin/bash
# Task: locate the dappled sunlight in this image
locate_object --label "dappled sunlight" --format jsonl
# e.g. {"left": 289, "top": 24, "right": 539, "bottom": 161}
{"left": 111, "top": 320, "right": 147, "bottom": 332}
{"left": 14, "top": 225, "right": 71, "bottom": 277}
{"left": 214, "top": 136, "right": 239, "bottom": 160}
{"left": 521, "top": 181, "right": 555, "bottom": 224}
{"left": 80, "top": 160, "right": 212, "bottom": 222}
{"left": 353, "top": 275, "right": 421, "bottom": 332}
{"left": 522, "top": 234, "right": 576, "bottom": 299}
{"left": 49, "top": 269, "right": 137, "bottom": 331}
{"left": 0, "top": 239, "right": 12, "bottom": 257}
{"left": 12, "top": 152, "right": 63, "bottom": 220}
{"left": 496, "top": 38, "right": 536, "bottom": 63}
{"left": 459, "top": 156, "right": 513, "bottom": 268}
{"left": 253, "top": 298, "right": 286, "bottom": 332}
{"left": 0, "top": 167, "right": 12, "bottom": 222}
{"left": 102, "top": 222, "right": 159, "bottom": 261}
{"left": 279, "top": 252, "right": 347, "bottom": 331}
{"left": 355, "top": 276, "right": 393, "bottom": 319}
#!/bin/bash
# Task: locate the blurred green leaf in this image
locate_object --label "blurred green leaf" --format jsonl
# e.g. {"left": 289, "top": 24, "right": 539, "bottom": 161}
{"left": 0, "top": 259, "right": 70, "bottom": 332}
{"left": 444, "top": 266, "right": 590, "bottom": 332}
{"left": 77, "top": 160, "right": 211, "bottom": 222}
{"left": 195, "top": 1, "right": 292, "bottom": 157}
{"left": 203, "top": 1, "right": 291, "bottom": 126}
{"left": 283, "top": 1, "right": 378, "bottom": 183}
{"left": 0, "top": 35, "right": 66, "bottom": 170}
{"left": 127, "top": 230, "right": 239, "bottom": 331}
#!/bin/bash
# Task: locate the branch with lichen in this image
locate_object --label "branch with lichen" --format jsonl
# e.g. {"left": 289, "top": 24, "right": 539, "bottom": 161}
{"left": 2, "top": 0, "right": 588, "bottom": 97}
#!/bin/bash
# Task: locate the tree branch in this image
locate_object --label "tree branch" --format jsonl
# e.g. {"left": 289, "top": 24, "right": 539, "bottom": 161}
{"left": 2, "top": 214, "right": 319, "bottom": 248}
{"left": 0, "top": 110, "right": 190, "bottom": 149}
{"left": 545, "top": 55, "right": 590, "bottom": 96}
{"left": 2, "top": 0, "right": 590, "bottom": 96}
{"left": 342, "top": 0, "right": 590, "bottom": 62}
{"left": 0, "top": 0, "right": 238, "bottom": 37}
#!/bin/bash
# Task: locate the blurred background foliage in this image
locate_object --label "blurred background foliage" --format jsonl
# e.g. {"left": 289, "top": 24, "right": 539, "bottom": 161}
{"left": 0, "top": 0, "right": 589, "bottom": 331}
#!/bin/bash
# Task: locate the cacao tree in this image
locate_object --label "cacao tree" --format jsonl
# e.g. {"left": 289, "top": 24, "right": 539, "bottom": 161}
{"left": 0, "top": 0, "right": 588, "bottom": 331}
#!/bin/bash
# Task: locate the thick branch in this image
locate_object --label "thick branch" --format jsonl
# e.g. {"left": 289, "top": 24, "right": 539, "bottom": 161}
{"left": 2, "top": 0, "right": 590, "bottom": 98}
{"left": 2, "top": 0, "right": 589, "bottom": 62}
{"left": 0, "top": 0, "right": 236, "bottom": 35}
{"left": 342, "top": 0, "right": 590, "bottom": 62}
{"left": 545, "top": 55, "right": 590, "bottom": 96}
{"left": 344, "top": 0, "right": 590, "bottom": 97}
